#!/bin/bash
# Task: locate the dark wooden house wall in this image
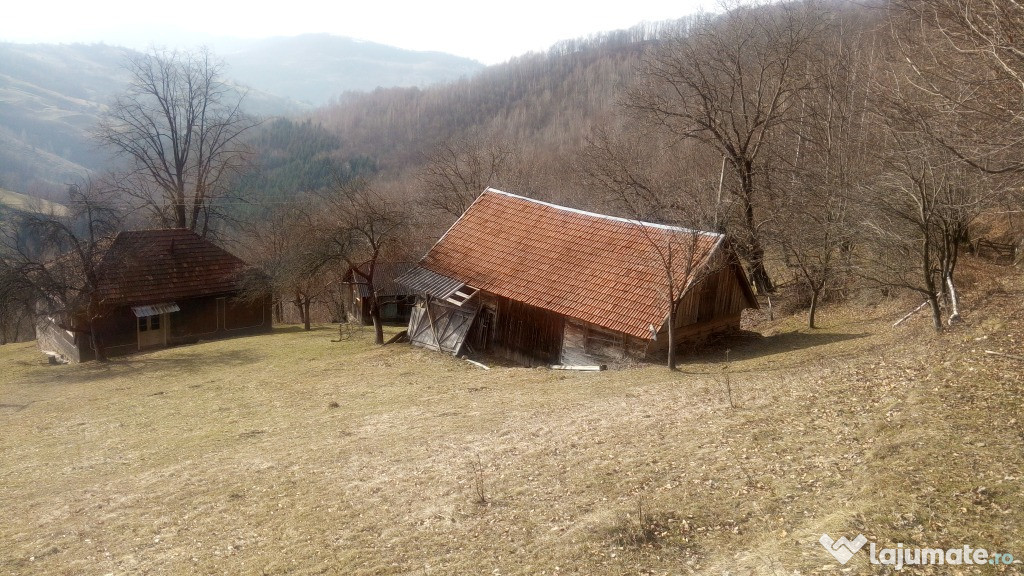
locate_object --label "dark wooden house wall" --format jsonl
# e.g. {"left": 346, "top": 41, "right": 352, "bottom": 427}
{"left": 52, "top": 293, "right": 272, "bottom": 362}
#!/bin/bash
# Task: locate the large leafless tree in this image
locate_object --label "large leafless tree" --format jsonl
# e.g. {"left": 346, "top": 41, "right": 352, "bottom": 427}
{"left": 420, "top": 133, "right": 521, "bottom": 218}
{"left": 627, "top": 2, "right": 825, "bottom": 295}
{"left": 97, "top": 48, "right": 259, "bottom": 237}
{"left": 315, "top": 179, "right": 408, "bottom": 345}
{"left": 892, "top": 1, "right": 1024, "bottom": 179}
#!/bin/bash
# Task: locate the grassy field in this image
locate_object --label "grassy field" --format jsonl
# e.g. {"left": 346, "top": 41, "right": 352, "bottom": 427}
{"left": 1, "top": 269, "right": 1022, "bottom": 575}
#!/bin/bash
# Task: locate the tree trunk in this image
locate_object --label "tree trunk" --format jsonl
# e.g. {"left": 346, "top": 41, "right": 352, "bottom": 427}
{"left": 927, "top": 293, "right": 943, "bottom": 332}
{"left": 808, "top": 288, "right": 820, "bottom": 329}
{"left": 303, "top": 299, "right": 311, "bottom": 331}
{"left": 667, "top": 315, "right": 676, "bottom": 370}
{"left": 946, "top": 274, "right": 962, "bottom": 325}
{"left": 921, "top": 233, "right": 942, "bottom": 333}
{"left": 748, "top": 255, "right": 775, "bottom": 295}
{"left": 91, "top": 323, "right": 108, "bottom": 362}
{"left": 738, "top": 165, "right": 774, "bottom": 294}
{"left": 369, "top": 297, "right": 384, "bottom": 345}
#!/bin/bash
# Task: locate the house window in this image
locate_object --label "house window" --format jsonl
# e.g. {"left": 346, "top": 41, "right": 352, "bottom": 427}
{"left": 138, "top": 315, "right": 160, "bottom": 331}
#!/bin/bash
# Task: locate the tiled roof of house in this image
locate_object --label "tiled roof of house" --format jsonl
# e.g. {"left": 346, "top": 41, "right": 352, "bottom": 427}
{"left": 417, "top": 188, "right": 728, "bottom": 340}
{"left": 94, "top": 229, "right": 249, "bottom": 306}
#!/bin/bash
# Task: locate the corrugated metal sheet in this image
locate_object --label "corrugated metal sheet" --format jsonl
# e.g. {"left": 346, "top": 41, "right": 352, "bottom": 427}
{"left": 418, "top": 188, "right": 735, "bottom": 340}
{"left": 131, "top": 302, "right": 180, "bottom": 317}
{"left": 395, "top": 266, "right": 466, "bottom": 299}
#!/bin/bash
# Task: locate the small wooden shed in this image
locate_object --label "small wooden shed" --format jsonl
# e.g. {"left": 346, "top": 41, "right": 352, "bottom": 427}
{"left": 36, "top": 229, "right": 272, "bottom": 362}
{"left": 397, "top": 188, "right": 758, "bottom": 366}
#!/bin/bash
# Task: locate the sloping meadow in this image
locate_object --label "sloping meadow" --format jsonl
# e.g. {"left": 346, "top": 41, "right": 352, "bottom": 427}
{"left": 1, "top": 297, "right": 1021, "bottom": 574}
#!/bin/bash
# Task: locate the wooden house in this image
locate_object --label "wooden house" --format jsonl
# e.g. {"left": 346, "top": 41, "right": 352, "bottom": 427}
{"left": 37, "top": 229, "right": 272, "bottom": 362}
{"left": 340, "top": 261, "right": 416, "bottom": 325}
{"left": 397, "top": 188, "right": 758, "bottom": 366}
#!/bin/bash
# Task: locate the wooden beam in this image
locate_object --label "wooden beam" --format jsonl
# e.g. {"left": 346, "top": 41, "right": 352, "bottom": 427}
{"left": 550, "top": 364, "right": 607, "bottom": 371}
{"left": 461, "top": 356, "right": 490, "bottom": 370}
{"left": 893, "top": 301, "right": 929, "bottom": 327}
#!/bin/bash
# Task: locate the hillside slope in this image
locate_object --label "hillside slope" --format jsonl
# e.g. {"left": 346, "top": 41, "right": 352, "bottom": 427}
{"left": 1, "top": 258, "right": 1019, "bottom": 574}
{"left": 0, "top": 37, "right": 482, "bottom": 196}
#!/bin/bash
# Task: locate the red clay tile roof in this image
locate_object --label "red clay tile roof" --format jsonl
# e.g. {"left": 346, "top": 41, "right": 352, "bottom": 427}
{"left": 419, "top": 188, "right": 732, "bottom": 339}
{"left": 94, "top": 229, "right": 249, "bottom": 306}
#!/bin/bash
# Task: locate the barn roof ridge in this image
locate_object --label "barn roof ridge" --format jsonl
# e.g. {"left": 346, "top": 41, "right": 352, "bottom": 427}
{"left": 484, "top": 188, "right": 724, "bottom": 237}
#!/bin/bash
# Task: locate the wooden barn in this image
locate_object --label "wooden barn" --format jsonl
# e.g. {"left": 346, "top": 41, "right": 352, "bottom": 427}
{"left": 37, "top": 229, "right": 272, "bottom": 362}
{"left": 396, "top": 188, "right": 758, "bottom": 366}
{"left": 340, "top": 261, "right": 416, "bottom": 325}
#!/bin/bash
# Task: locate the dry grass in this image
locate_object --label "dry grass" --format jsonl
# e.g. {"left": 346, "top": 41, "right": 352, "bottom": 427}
{"left": 1, "top": 266, "right": 1023, "bottom": 575}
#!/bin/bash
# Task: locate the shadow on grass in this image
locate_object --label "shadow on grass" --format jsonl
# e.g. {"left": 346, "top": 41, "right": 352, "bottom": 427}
{"left": 25, "top": 345, "right": 265, "bottom": 387}
{"left": 121, "top": 347, "right": 262, "bottom": 374}
{"left": 272, "top": 324, "right": 337, "bottom": 334}
{"left": 686, "top": 329, "right": 872, "bottom": 365}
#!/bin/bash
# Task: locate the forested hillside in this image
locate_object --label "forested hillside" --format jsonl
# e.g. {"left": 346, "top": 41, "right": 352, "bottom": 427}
{"left": 309, "top": 23, "right": 678, "bottom": 192}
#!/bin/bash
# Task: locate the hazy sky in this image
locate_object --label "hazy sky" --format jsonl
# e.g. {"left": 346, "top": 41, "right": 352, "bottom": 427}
{"left": 2, "top": 1, "right": 713, "bottom": 64}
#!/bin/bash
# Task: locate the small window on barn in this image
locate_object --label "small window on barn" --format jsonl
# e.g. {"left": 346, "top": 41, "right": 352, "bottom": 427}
{"left": 138, "top": 316, "right": 148, "bottom": 332}
{"left": 150, "top": 315, "right": 160, "bottom": 330}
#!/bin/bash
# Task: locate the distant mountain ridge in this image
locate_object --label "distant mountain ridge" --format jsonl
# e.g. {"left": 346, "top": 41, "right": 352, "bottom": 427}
{"left": 0, "top": 36, "right": 485, "bottom": 195}
{"left": 223, "top": 34, "right": 485, "bottom": 105}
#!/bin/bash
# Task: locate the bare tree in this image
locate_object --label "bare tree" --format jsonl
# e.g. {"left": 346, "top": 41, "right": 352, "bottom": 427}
{"left": 97, "top": 47, "right": 259, "bottom": 237}
{"left": 316, "top": 179, "right": 408, "bottom": 345}
{"left": 861, "top": 69, "right": 992, "bottom": 331}
{"left": 579, "top": 126, "right": 719, "bottom": 226}
{"left": 420, "top": 134, "right": 520, "bottom": 218}
{"left": 1, "top": 181, "right": 125, "bottom": 359}
{"left": 579, "top": 136, "right": 721, "bottom": 369}
{"left": 237, "top": 204, "right": 335, "bottom": 331}
{"left": 892, "top": 0, "right": 1024, "bottom": 176}
{"left": 627, "top": 2, "right": 825, "bottom": 294}
{"left": 0, "top": 252, "right": 35, "bottom": 344}
{"left": 855, "top": 8, "right": 1004, "bottom": 330}
{"left": 772, "top": 15, "right": 875, "bottom": 328}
